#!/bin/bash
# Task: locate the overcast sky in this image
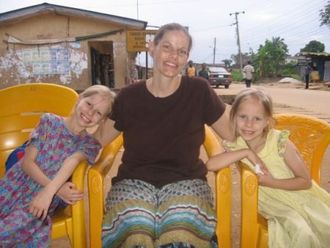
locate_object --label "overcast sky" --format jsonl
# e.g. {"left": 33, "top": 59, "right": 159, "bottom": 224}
{"left": 1, "top": 0, "right": 329, "bottom": 66}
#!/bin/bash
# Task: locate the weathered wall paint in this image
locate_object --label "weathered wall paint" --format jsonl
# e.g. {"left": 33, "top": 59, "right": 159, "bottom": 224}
{"left": 0, "top": 43, "right": 88, "bottom": 86}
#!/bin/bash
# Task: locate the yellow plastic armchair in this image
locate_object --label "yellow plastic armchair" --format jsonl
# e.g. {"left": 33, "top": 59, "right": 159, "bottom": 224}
{"left": 88, "top": 125, "right": 232, "bottom": 248}
{"left": 240, "top": 113, "right": 330, "bottom": 248}
{"left": 88, "top": 134, "right": 124, "bottom": 248}
{"left": 0, "top": 83, "right": 87, "bottom": 248}
{"left": 204, "top": 126, "right": 232, "bottom": 248}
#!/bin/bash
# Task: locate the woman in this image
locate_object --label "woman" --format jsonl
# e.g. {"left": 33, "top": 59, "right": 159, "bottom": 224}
{"left": 99, "top": 23, "right": 233, "bottom": 248}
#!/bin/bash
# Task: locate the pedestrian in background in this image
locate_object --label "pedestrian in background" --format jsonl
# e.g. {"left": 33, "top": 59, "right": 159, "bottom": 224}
{"left": 243, "top": 61, "right": 255, "bottom": 88}
{"left": 198, "top": 63, "right": 209, "bottom": 80}
{"left": 186, "top": 60, "right": 197, "bottom": 77}
{"left": 304, "top": 63, "right": 312, "bottom": 89}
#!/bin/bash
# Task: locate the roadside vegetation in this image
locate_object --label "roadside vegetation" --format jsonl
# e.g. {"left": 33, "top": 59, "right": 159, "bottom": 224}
{"left": 227, "top": 2, "right": 330, "bottom": 84}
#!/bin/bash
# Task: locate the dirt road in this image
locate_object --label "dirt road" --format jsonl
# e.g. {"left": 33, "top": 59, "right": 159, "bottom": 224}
{"left": 215, "top": 83, "right": 330, "bottom": 122}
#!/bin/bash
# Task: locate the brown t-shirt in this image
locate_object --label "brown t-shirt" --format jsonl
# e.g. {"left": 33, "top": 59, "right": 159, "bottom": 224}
{"left": 110, "top": 76, "right": 226, "bottom": 188}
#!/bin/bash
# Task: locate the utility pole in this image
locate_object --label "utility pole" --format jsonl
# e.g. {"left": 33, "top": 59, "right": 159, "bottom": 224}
{"left": 213, "top": 37, "right": 216, "bottom": 65}
{"left": 229, "top": 11, "right": 245, "bottom": 71}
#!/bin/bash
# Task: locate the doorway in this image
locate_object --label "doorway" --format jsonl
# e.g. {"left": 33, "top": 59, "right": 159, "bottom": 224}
{"left": 90, "top": 41, "right": 114, "bottom": 88}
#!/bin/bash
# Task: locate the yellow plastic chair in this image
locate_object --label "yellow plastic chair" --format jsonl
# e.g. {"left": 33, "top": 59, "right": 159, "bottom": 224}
{"left": 88, "top": 125, "right": 232, "bottom": 248}
{"left": 0, "top": 83, "right": 87, "bottom": 248}
{"left": 240, "top": 113, "right": 330, "bottom": 248}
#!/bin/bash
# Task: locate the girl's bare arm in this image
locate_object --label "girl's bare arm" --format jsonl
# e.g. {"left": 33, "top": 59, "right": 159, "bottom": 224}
{"left": 42, "top": 152, "right": 85, "bottom": 195}
{"left": 21, "top": 145, "right": 83, "bottom": 204}
{"left": 21, "top": 145, "right": 50, "bottom": 186}
{"left": 29, "top": 152, "right": 85, "bottom": 220}
{"left": 207, "top": 148, "right": 263, "bottom": 172}
{"left": 211, "top": 105, "right": 235, "bottom": 142}
{"left": 94, "top": 118, "right": 121, "bottom": 147}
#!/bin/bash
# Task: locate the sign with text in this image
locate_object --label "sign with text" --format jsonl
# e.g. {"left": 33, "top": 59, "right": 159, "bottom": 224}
{"left": 126, "top": 30, "right": 157, "bottom": 52}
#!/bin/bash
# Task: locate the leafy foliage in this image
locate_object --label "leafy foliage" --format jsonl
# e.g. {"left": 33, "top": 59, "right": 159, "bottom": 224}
{"left": 221, "top": 59, "right": 232, "bottom": 68}
{"left": 231, "top": 68, "right": 244, "bottom": 82}
{"left": 253, "top": 37, "right": 288, "bottom": 78}
{"left": 320, "top": 1, "right": 330, "bottom": 28}
{"left": 301, "top": 40, "right": 325, "bottom": 53}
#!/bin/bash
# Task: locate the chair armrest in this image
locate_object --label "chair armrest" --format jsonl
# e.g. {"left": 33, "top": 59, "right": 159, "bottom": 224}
{"left": 204, "top": 126, "right": 232, "bottom": 248}
{"left": 239, "top": 162, "right": 259, "bottom": 247}
{"left": 88, "top": 135, "right": 123, "bottom": 248}
{"left": 215, "top": 167, "right": 232, "bottom": 248}
{"left": 71, "top": 160, "right": 89, "bottom": 248}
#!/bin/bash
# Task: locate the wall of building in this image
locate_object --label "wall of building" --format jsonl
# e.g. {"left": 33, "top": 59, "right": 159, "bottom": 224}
{"left": 0, "top": 12, "right": 135, "bottom": 90}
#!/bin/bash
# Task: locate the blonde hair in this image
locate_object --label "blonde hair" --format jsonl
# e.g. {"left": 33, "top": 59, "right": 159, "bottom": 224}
{"left": 230, "top": 88, "right": 274, "bottom": 137}
{"left": 80, "top": 85, "right": 116, "bottom": 116}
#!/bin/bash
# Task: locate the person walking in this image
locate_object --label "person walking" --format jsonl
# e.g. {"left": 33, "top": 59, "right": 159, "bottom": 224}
{"left": 304, "top": 63, "right": 312, "bottom": 89}
{"left": 242, "top": 61, "right": 255, "bottom": 88}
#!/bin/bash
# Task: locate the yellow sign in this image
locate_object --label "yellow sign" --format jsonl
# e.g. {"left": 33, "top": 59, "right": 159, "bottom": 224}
{"left": 126, "top": 30, "right": 157, "bottom": 52}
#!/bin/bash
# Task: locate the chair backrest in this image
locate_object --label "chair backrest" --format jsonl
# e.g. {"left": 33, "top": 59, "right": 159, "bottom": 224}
{"left": 0, "top": 83, "right": 78, "bottom": 176}
{"left": 88, "top": 125, "right": 232, "bottom": 248}
{"left": 274, "top": 113, "right": 330, "bottom": 183}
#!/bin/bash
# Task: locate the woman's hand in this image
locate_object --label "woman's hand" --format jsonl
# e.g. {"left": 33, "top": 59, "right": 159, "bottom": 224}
{"left": 29, "top": 187, "right": 54, "bottom": 220}
{"left": 57, "top": 182, "right": 83, "bottom": 205}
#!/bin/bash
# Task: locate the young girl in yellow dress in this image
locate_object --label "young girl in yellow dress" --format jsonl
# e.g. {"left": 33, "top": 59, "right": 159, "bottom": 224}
{"left": 207, "top": 88, "right": 330, "bottom": 248}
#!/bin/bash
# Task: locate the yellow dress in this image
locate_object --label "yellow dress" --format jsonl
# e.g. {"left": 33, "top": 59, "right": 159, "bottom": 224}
{"left": 225, "top": 129, "right": 330, "bottom": 248}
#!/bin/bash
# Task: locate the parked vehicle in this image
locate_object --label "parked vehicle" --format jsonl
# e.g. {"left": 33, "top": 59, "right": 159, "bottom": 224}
{"left": 208, "top": 66, "right": 232, "bottom": 88}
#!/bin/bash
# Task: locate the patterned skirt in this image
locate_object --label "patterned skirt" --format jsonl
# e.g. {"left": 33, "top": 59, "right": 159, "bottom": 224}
{"left": 102, "top": 179, "right": 218, "bottom": 248}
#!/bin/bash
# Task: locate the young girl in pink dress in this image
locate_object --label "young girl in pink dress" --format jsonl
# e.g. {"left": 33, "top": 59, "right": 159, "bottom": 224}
{"left": 0, "top": 85, "right": 114, "bottom": 247}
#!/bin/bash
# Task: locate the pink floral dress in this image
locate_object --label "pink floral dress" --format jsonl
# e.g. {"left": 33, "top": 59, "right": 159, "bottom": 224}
{"left": 0, "top": 113, "right": 101, "bottom": 247}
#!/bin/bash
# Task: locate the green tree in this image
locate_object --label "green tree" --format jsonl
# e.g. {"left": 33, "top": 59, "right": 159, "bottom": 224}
{"left": 320, "top": 1, "right": 330, "bottom": 28}
{"left": 254, "top": 37, "right": 288, "bottom": 78}
{"left": 221, "top": 59, "right": 232, "bottom": 68}
{"left": 300, "top": 40, "right": 325, "bottom": 52}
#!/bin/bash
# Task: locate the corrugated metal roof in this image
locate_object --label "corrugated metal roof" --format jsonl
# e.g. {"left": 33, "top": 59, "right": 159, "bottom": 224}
{"left": 0, "top": 2, "right": 147, "bottom": 29}
{"left": 299, "top": 51, "right": 330, "bottom": 57}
